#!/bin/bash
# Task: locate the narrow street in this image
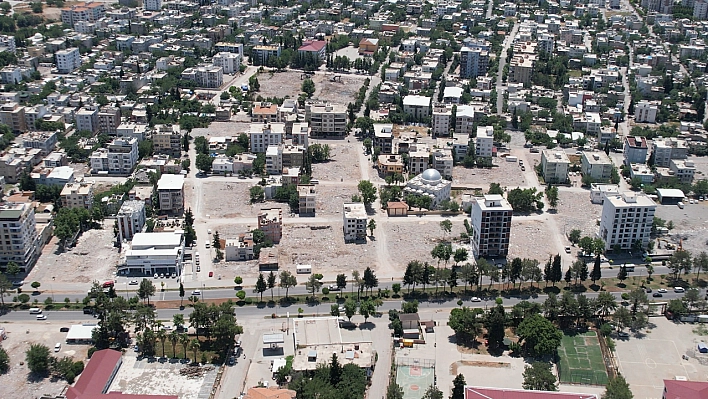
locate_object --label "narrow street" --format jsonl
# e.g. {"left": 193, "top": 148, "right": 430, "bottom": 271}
{"left": 496, "top": 22, "right": 520, "bottom": 115}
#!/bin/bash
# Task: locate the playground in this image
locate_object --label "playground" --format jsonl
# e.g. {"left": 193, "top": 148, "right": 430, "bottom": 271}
{"left": 395, "top": 358, "right": 436, "bottom": 399}
{"left": 558, "top": 331, "right": 609, "bottom": 386}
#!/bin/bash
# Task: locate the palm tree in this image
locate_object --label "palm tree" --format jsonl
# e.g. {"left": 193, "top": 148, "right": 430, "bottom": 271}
{"left": 169, "top": 330, "right": 179, "bottom": 358}
{"left": 190, "top": 339, "right": 201, "bottom": 364}
{"left": 596, "top": 291, "right": 617, "bottom": 320}
{"left": 156, "top": 329, "right": 167, "bottom": 357}
{"left": 179, "top": 334, "right": 190, "bottom": 360}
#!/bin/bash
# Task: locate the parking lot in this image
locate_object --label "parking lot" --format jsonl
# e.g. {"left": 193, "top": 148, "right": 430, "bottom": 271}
{"left": 615, "top": 317, "right": 708, "bottom": 399}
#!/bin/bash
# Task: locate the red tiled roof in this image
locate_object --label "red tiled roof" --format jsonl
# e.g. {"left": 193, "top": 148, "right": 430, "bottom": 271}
{"left": 466, "top": 387, "right": 597, "bottom": 399}
{"left": 298, "top": 40, "right": 327, "bottom": 52}
{"left": 664, "top": 379, "right": 708, "bottom": 399}
{"left": 625, "top": 135, "right": 647, "bottom": 149}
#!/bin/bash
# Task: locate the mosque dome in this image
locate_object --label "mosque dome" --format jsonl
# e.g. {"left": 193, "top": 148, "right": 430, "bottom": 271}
{"left": 421, "top": 169, "right": 442, "bottom": 184}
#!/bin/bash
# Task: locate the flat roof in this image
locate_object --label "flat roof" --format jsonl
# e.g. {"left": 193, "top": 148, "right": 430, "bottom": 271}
{"left": 66, "top": 324, "right": 98, "bottom": 341}
{"left": 263, "top": 333, "right": 285, "bottom": 344}
{"left": 656, "top": 188, "right": 685, "bottom": 198}
{"left": 403, "top": 95, "right": 431, "bottom": 107}
{"left": 131, "top": 231, "right": 183, "bottom": 249}
{"left": 156, "top": 174, "right": 184, "bottom": 191}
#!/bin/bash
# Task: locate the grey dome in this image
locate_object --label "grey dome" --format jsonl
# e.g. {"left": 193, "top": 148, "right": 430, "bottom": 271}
{"left": 421, "top": 169, "right": 441, "bottom": 184}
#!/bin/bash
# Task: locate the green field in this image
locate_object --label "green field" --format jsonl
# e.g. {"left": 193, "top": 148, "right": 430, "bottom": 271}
{"left": 558, "top": 331, "right": 609, "bottom": 386}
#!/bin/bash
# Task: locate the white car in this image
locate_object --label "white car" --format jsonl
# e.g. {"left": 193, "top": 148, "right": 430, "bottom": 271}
{"left": 617, "top": 331, "right": 630, "bottom": 338}
{"left": 470, "top": 297, "right": 482, "bottom": 302}
{"left": 192, "top": 290, "right": 201, "bottom": 296}
{"left": 657, "top": 288, "right": 668, "bottom": 293}
{"left": 36, "top": 314, "right": 47, "bottom": 320}
{"left": 129, "top": 280, "right": 139, "bottom": 285}
{"left": 54, "top": 343, "right": 61, "bottom": 352}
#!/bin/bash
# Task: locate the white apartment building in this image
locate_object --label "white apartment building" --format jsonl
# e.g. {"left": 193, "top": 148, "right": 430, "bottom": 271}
{"left": 623, "top": 136, "right": 648, "bottom": 165}
{"left": 291, "top": 122, "right": 309, "bottom": 147}
{"left": 248, "top": 123, "right": 285, "bottom": 153}
{"left": 157, "top": 174, "right": 184, "bottom": 214}
{"left": 60, "top": 181, "right": 94, "bottom": 209}
{"left": 470, "top": 194, "right": 513, "bottom": 258}
{"left": 652, "top": 138, "right": 688, "bottom": 167}
{"left": 180, "top": 65, "right": 223, "bottom": 88}
{"left": 432, "top": 105, "right": 452, "bottom": 136}
{"left": 634, "top": 100, "right": 658, "bottom": 123}
{"left": 409, "top": 149, "right": 429, "bottom": 176}
{"left": 669, "top": 159, "right": 696, "bottom": 183}
{"left": 298, "top": 185, "right": 316, "bottom": 215}
{"left": 121, "top": 231, "right": 184, "bottom": 276}
{"left": 55, "top": 48, "right": 81, "bottom": 74}
{"left": 432, "top": 148, "right": 453, "bottom": 178}
{"left": 117, "top": 200, "right": 146, "bottom": 242}
{"left": 402, "top": 95, "right": 431, "bottom": 120}
{"left": 459, "top": 46, "right": 489, "bottom": 78}
{"left": 213, "top": 52, "right": 241, "bottom": 74}
{"left": 75, "top": 106, "right": 99, "bottom": 133}
{"left": 308, "top": 103, "right": 347, "bottom": 137}
{"left": 0, "top": 203, "right": 39, "bottom": 270}
{"left": 145, "top": 0, "right": 163, "bottom": 11}
{"left": 541, "top": 150, "right": 570, "bottom": 184}
{"left": 475, "top": 126, "right": 494, "bottom": 158}
{"left": 265, "top": 145, "right": 283, "bottom": 175}
{"left": 599, "top": 192, "right": 655, "bottom": 251}
{"left": 90, "top": 137, "right": 138, "bottom": 175}
{"left": 342, "top": 202, "right": 367, "bottom": 242}
{"left": 581, "top": 151, "right": 613, "bottom": 181}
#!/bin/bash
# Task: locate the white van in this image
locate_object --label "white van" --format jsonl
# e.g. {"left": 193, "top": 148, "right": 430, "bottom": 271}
{"left": 678, "top": 202, "right": 685, "bottom": 209}
{"left": 674, "top": 287, "right": 686, "bottom": 293}
{"left": 29, "top": 308, "right": 41, "bottom": 314}
{"left": 296, "top": 264, "right": 312, "bottom": 274}
{"left": 205, "top": 240, "right": 210, "bottom": 249}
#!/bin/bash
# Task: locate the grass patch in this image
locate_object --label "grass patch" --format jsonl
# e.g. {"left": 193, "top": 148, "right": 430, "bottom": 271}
{"left": 558, "top": 331, "right": 608, "bottom": 386}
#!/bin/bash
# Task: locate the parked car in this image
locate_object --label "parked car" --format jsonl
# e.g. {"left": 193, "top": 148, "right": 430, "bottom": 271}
{"left": 645, "top": 288, "right": 652, "bottom": 293}
{"left": 59, "top": 327, "right": 70, "bottom": 332}
{"left": 657, "top": 288, "right": 668, "bottom": 293}
{"left": 328, "top": 285, "right": 341, "bottom": 291}
{"left": 129, "top": 280, "right": 138, "bottom": 285}
{"left": 617, "top": 331, "right": 630, "bottom": 338}
{"left": 54, "top": 343, "right": 61, "bottom": 352}
{"left": 209, "top": 271, "right": 213, "bottom": 277}
{"left": 470, "top": 297, "right": 482, "bottom": 302}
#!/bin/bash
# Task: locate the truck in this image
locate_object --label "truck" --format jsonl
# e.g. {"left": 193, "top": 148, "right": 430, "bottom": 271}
{"left": 505, "top": 156, "right": 518, "bottom": 162}
{"left": 678, "top": 202, "right": 685, "bottom": 209}
{"left": 699, "top": 315, "right": 708, "bottom": 323}
{"left": 296, "top": 264, "right": 312, "bottom": 274}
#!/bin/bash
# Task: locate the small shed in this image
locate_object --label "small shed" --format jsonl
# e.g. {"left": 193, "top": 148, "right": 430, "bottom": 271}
{"left": 387, "top": 201, "right": 408, "bottom": 217}
{"left": 307, "top": 350, "right": 317, "bottom": 362}
{"left": 657, "top": 188, "right": 685, "bottom": 205}
{"left": 263, "top": 333, "right": 284, "bottom": 350}
{"left": 66, "top": 324, "right": 98, "bottom": 344}
{"left": 399, "top": 313, "right": 420, "bottom": 330}
{"left": 698, "top": 342, "right": 708, "bottom": 353}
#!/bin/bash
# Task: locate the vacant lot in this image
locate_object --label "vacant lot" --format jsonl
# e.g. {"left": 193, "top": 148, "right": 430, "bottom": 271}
{"left": 654, "top": 201, "right": 708, "bottom": 255}
{"left": 452, "top": 159, "right": 529, "bottom": 189}
{"left": 508, "top": 218, "right": 559, "bottom": 262}
{"left": 255, "top": 71, "right": 365, "bottom": 104}
{"left": 192, "top": 122, "right": 250, "bottom": 139}
{"left": 382, "top": 219, "right": 466, "bottom": 267}
{"left": 310, "top": 139, "right": 362, "bottom": 182}
{"left": 554, "top": 190, "right": 603, "bottom": 238}
{"left": 201, "top": 181, "right": 289, "bottom": 218}
{"left": 0, "top": 321, "right": 90, "bottom": 399}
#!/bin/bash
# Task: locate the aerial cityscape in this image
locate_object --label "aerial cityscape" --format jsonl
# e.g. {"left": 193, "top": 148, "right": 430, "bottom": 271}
{"left": 0, "top": 0, "right": 708, "bottom": 398}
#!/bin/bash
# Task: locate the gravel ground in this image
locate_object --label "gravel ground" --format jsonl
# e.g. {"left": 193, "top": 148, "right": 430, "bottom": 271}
{"left": 28, "top": 221, "right": 119, "bottom": 285}
{"left": 201, "top": 181, "right": 289, "bottom": 218}
{"left": 255, "top": 70, "right": 365, "bottom": 104}
{"left": 0, "top": 321, "right": 90, "bottom": 399}
{"left": 554, "top": 190, "right": 603, "bottom": 238}
{"left": 191, "top": 122, "right": 250, "bottom": 139}
{"left": 311, "top": 140, "right": 361, "bottom": 182}
{"left": 655, "top": 201, "right": 708, "bottom": 255}
{"left": 452, "top": 160, "right": 528, "bottom": 188}
{"left": 311, "top": 185, "right": 359, "bottom": 215}
{"left": 508, "top": 218, "right": 559, "bottom": 261}
{"left": 382, "top": 219, "right": 467, "bottom": 266}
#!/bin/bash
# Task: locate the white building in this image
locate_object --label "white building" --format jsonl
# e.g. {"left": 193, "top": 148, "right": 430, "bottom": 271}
{"left": 590, "top": 184, "right": 620, "bottom": 204}
{"left": 308, "top": 103, "right": 347, "bottom": 137}
{"left": 599, "top": 192, "right": 655, "bottom": 251}
{"left": 225, "top": 235, "right": 254, "bottom": 261}
{"left": 157, "top": 174, "right": 184, "bottom": 214}
{"left": 121, "top": 231, "right": 184, "bottom": 276}
{"left": 213, "top": 52, "right": 241, "bottom": 74}
{"left": 669, "top": 159, "right": 696, "bottom": 183}
{"left": 432, "top": 148, "right": 453, "bottom": 178}
{"left": 623, "top": 136, "right": 648, "bottom": 165}
{"left": 470, "top": 194, "right": 513, "bottom": 258}
{"left": 265, "top": 145, "right": 283, "bottom": 175}
{"left": 404, "top": 169, "right": 451, "bottom": 208}
{"left": 60, "top": 181, "right": 94, "bottom": 209}
{"left": 248, "top": 123, "right": 285, "bottom": 153}
{"left": 342, "top": 202, "right": 367, "bottom": 242}
{"left": 75, "top": 107, "right": 99, "bottom": 133}
{"left": 90, "top": 137, "right": 139, "bottom": 174}
{"left": 541, "top": 150, "right": 570, "bottom": 184}
{"left": 0, "top": 203, "right": 39, "bottom": 270}
{"left": 56, "top": 48, "right": 81, "bottom": 74}
{"left": 652, "top": 138, "right": 688, "bottom": 167}
{"left": 402, "top": 95, "right": 431, "bottom": 120}
{"left": 116, "top": 200, "right": 146, "bottom": 242}
{"left": 432, "top": 105, "right": 452, "bottom": 136}
{"left": 581, "top": 151, "right": 613, "bottom": 181}
{"left": 634, "top": 100, "right": 658, "bottom": 123}
{"left": 475, "top": 126, "right": 494, "bottom": 158}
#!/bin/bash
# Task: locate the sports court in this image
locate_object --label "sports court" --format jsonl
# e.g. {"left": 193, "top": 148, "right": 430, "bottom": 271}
{"left": 615, "top": 339, "right": 690, "bottom": 398}
{"left": 395, "top": 358, "right": 435, "bottom": 399}
{"left": 558, "top": 331, "right": 609, "bottom": 386}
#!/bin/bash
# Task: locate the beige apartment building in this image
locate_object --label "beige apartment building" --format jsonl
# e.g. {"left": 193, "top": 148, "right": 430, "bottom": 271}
{"left": 153, "top": 124, "right": 182, "bottom": 157}
{"left": 298, "top": 185, "right": 316, "bottom": 216}
{"left": 0, "top": 202, "right": 39, "bottom": 270}
{"left": 308, "top": 103, "right": 347, "bottom": 137}
{"left": 60, "top": 181, "right": 94, "bottom": 209}
{"left": 0, "top": 102, "right": 26, "bottom": 133}
{"left": 157, "top": 174, "right": 184, "bottom": 215}
{"left": 98, "top": 106, "right": 121, "bottom": 135}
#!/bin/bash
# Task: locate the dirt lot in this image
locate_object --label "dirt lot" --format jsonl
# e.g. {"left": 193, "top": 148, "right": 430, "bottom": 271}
{"left": 200, "top": 181, "right": 289, "bottom": 218}
{"left": 310, "top": 139, "right": 362, "bottom": 182}
{"left": 383, "top": 219, "right": 466, "bottom": 267}
{"left": 452, "top": 160, "right": 529, "bottom": 189}
{"left": 508, "top": 218, "right": 559, "bottom": 261}
{"left": 255, "top": 70, "right": 365, "bottom": 104}
{"left": 191, "top": 122, "right": 250, "bottom": 139}
{"left": 553, "top": 190, "right": 603, "bottom": 238}
{"left": 654, "top": 201, "right": 708, "bottom": 255}
{"left": 0, "top": 321, "right": 90, "bottom": 399}
{"left": 28, "top": 221, "right": 119, "bottom": 285}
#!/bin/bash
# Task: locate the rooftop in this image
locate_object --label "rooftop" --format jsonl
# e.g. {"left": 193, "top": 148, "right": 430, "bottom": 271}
{"left": 130, "top": 231, "right": 183, "bottom": 250}
{"left": 625, "top": 135, "right": 648, "bottom": 149}
{"left": 403, "top": 95, "right": 431, "bottom": 107}
{"left": 157, "top": 174, "right": 184, "bottom": 191}
{"left": 465, "top": 386, "right": 597, "bottom": 399}
{"left": 663, "top": 379, "right": 708, "bottom": 399}
{"left": 343, "top": 202, "right": 367, "bottom": 219}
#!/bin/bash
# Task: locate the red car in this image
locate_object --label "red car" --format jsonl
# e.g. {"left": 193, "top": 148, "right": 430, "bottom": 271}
{"left": 209, "top": 271, "right": 213, "bottom": 277}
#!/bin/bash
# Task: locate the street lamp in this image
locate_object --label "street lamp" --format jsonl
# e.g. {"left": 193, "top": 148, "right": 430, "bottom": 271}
{"left": 125, "top": 282, "right": 128, "bottom": 300}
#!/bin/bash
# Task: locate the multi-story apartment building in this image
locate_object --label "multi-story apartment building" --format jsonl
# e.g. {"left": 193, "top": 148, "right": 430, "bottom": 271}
{"left": 265, "top": 145, "right": 282, "bottom": 174}
{"left": 251, "top": 45, "right": 281, "bottom": 66}
{"left": 470, "top": 195, "right": 513, "bottom": 258}
{"left": 581, "top": 151, "right": 613, "bottom": 181}
{"left": 343, "top": 203, "right": 367, "bottom": 242}
{"left": 98, "top": 106, "right": 121, "bottom": 135}
{"left": 248, "top": 123, "right": 285, "bottom": 153}
{"left": 75, "top": 106, "right": 99, "bottom": 133}
{"left": 157, "top": 174, "right": 184, "bottom": 214}
{"left": 116, "top": 200, "right": 146, "bottom": 242}
{"left": 634, "top": 100, "right": 658, "bottom": 123}
{"left": 110, "top": 137, "right": 139, "bottom": 174}
{"left": 402, "top": 95, "right": 431, "bottom": 120}
{"left": 61, "top": 2, "right": 105, "bottom": 26}
{"left": 475, "top": 126, "right": 494, "bottom": 158}
{"left": 623, "top": 136, "right": 648, "bottom": 165}
{"left": 409, "top": 149, "right": 429, "bottom": 176}
{"left": 373, "top": 124, "right": 394, "bottom": 154}
{"left": 252, "top": 102, "right": 279, "bottom": 123}
{"left": 225, "top": 234, "right": 254, "bottom": 261}
{"left": 308, "top": 103, "right": 347, "bottom": 137}
{"left": 144, "top": 0, "right": 163, "bottom": 11}
{"left": 509, "top": 55, "right": 534, "bottom": 85}
{"left": 257, "top": 208, "right": 283, "bottom": 244}
{"left": 432, "top": 148, "right": 453, "bottom": 179}
{"left": 291, "top": 122, "right": 309, "bottom": 147}
{"left": 180, "top": 65, "right": 223, "bottom": 88}
{"left": 60, "top": 181, "right": 94, "bottom": 209}
{"left": 541, "top": 150, "right": 570, "bottom": 184}
{"left": 0, "top": 102, "right": 26, "bottom": 133}
{"left": 459, "top": 47, "right": 489, "bottom": 78}
{"left": 432, "top": 104, "right": 452, "bottom": 136}
{"left": 599, "top": 192, "right": 655, "bottom": 251}
{"left": 55, "top": 47, "right": 81, "bottom": 74}
{"left": 298, "top": 185, "right": 316, "bottom": 216}
{"left": 22, "top": 132, "right": 57, "bottom": 156}
{"left": 669, "top": 159, "right": 696, "bottom": 183}
{"left": 213, "top": 52, "right": 241, "bottom": 74}
{"left": 152, "top": 124, "right": 182, "bottom": 157}
{"left": 652, "top": 138, "right": 688, "bottom": 167}
{"left": 0, "top": 202, "right": 39, "bottom": 270}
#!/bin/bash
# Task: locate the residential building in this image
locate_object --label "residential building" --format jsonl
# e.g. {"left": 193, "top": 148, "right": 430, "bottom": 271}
{"left": 373, "top": 124, "right": 394, "bottom": 154}
{"left": 308, "top": 103, "right": 347, "bottom": 137}
{"left": 404, "top": 169, "right": 451, "bottom": 208}
{"left": 121, "top": 231, "right": 184, "bottom": 276}
{"left": 252, "top": 102, "right": 279, "bottom": 123}
{"left": 402, "top": 95, "right": 431, "bottom": 120}
{"left": 0, "top": 203, "right": 39, "bottom": 270}
{"left": 475, "top": 126, "right": 494, "bottom": 158}
{"left": 624, "top": 136, "right": 648, "bottom": 165}
{"left": 590, "top": 184, "right": 620, "bottom": 204}
{"left": 432, "top": 148, "right": 453, "bottom": 179}
{"left": 248, "top": 122, "right": 285, "bottom": 153}
{"left": 581, "top": 151, "right": 613, "bottom": 181}
{"left": 55, "top": 47, "right": 81, "bottom": 74}
{"left": 22, "top": 131, "right": 57, "bottom": 156}
{"left": 541, "top": 150, "right": 570, "bottom": 184}
{"left": 0, "top": 102, "right": 26, "bottom": 133}
{"left": 145, "top": 0, "right": 163, "bottom": 11}
{"left": 298, "top": 185, "right": 316, "bottom": 215}
{"left": 695, "top": 0, "right": 708, "bottom": 19}
{"left": 258, "top": 208, "right": 283, "bottom": 244}
{"left": 225, "top": 234, "right": 254, "bottom": 261}
{"left": 459, "top": 47, "right": 489, "bottom": 78}
{"left": 60, "top": 181, "right": 94, "bottom": 209}
{"left": 153, "top": 124, "right": 182, "bottom": 157}
{"left": 97, "top": 106, "right": 121, "bottom": 135}
{"left": 432, "top": 105, "right": 452, "bottom": 136}
{"left": 297, "top": 40, "right": 327, "bottom": 60}
{"left": 377, "top": 154, "right": 404, "bottom": 176}
{"left": 282, "top": 145, "right": 305, "bottom": 169}
{"left": 213, "top": 52, "right": 241, "bottom": 74}
{"left": 470, "top": 194, "right": 513, "bottom": 258}
{"left": 33, "top": 165, "right": 75, "bottom": 186}
{"left": 157, "top": 174, "right": 185, "bottom": 214}
{"left": 630, "top": 163, "right": 654, "bottom": 184}
{"left": 265, "top": 145, "right": 283, "bottom": 175}
{"left": 669, "top": 159, "right": 696, "bottom": 183}
{"left": 75, "top": 106, "right": 99, "bottom": 133}
{"left": 509, "top": 55, "right": 535, "bottom": 85}
{"left": 181, "top": 65, "right": 223, "bottom": 88}
{"left": 652, "top": 138, "right": 688, "bottom": 167}
{"left": 251, "top": 45, "right": 281, "bottom": 66}
{"left": 61, "top": 2, "right": 105, "bottom": 26}
{"left": 409, "top": 149, "right": 429, "bottom": 176}
{"left": 291, "top": 122, "right": 309, "bottom": 147}
{"left": 116, "top": 200, "right": 146, "bottom": 242}
{"left": 599, "top": 192, "right": 655, "bottom": 251}
{"left": 90, "top": 137, "right": 139, "bottom": 175}
{"left": 635, "top": 100, "right": 658, "bottom": 123}
{"left": 343, "top": 203, "right": 367, "bottom": 242}
{"left": 358, "top": 38, "right": 379, "bottom": 55}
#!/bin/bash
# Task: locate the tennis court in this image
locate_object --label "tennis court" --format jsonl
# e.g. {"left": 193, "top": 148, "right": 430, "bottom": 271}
{"left": 395, "top": 358, "right": 435, "bottom": 399}
{"left": 558, "top": 331, "right": 609, "bottom": 386}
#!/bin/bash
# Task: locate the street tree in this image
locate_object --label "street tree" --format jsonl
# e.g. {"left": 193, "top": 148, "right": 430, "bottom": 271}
{"left": 357, "top": 180, "right": 378, "bottom": 207}
{"left": 363, "top": 267, "right": 378, "bottom": 296}
{"left": 568, "top": 229, "right": 581, "bottom": 244}
{"left": 267, "top": 271, "right": 277, "bottom": 301}
{"left": 0, "top": 274, "right": 11, "bottom": 308}
{"left": 336, "top": 273, "right": 347, "bottom": 291}
{"left": 694, "top": 251, "right": 708, "bottom": 280}
{"left": 368, "top": 219, "right": 376, "bottom": 236}
{"left": 306, "top": 273, "right": 323, "bottom": 299}
{"left": 668, "top": 250, "right": 692, "bottom": 279}
{"left": 5, "top": 261, "right": 19, "bottom": 277}
{"left": 255, "top": 273, "right": 267, "bottom": 302}
{"left": 179, "top": 282, "right": 185, "bottom": 307}
{"left": 451, "top": 374, "right": 466, "bottom": 399}
{"left": 545, "top": 186, "right": 559, "bottom": 209}
{"left": 485, "top": 304, "right": 507, "bottom": 348}
{"left": 279, "top": 271, "right": 297, "bottom": 299}
{"left": 359, "top": 299, "right": 376, "bottom": 322}
{"left": 590, "top": 255, "right": 602, "bottom": 284}
{"left": 138, "top": 279, "right": 155, "bottom": 305}
{"left": 449, "top": 306, "right": 483, "bottom": 344}
{"left": 522, "top": 361, "right": 557, "bottom": 391}
{"left": 603, "top": 375, "right": 633, "bottom": 399}
{"left": 343, "top": 298, "right": 357, "bottom": 321}
{"left": 25, "top": 344, "right": 51, "bottom": 375}
{"left": 516, "top": 314, "right": 563, "bottom": 357}
{"left": 596, "top": 291, "right": 618, "bottom": 320}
